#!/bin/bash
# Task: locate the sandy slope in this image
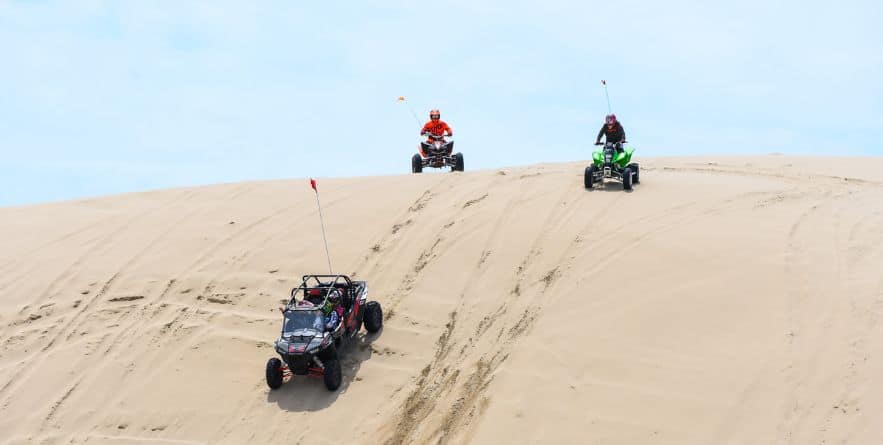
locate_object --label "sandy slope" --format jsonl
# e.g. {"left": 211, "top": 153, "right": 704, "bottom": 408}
{"left": 1, "top": 156, "right": 882, "bottom": 444}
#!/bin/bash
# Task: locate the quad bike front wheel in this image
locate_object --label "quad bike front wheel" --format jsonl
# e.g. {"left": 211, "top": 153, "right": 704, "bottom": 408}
{"left": 584, "top": 165, "right": 597, "bottom": 189}
{"left": 364, "top": 301, "right": 383, "bottom": 333}
{"left": 411, "top": 154, "right": 423, "bottom": 174}
{"left": 622, "top": 166, "right": 633, "bottom": 191}
{"left": 628, "top": 163, "right": 640, "bottom": 184}
{"left": 452, "top": 153, "right": 464, "bottom": 172}
{"left": 266, "top": 357, "right": 283, "bottom": 390}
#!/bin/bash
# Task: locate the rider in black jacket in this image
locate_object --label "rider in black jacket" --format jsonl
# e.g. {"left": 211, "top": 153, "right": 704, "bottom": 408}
{"left": 595, "top": 114, "right": 626, "bottom": 151}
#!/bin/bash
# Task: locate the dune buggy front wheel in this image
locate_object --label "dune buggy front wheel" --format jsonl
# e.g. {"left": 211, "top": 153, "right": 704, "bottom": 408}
{"left": 266, "top": 357, "right": 283, "bottom": 390}
{"left": 323, "top": 358, "right": 342, "bottom": 391}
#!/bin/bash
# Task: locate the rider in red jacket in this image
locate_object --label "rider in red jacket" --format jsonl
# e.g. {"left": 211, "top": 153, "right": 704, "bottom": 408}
{"left": 421, "top": 109, "right": 452, "bottom": 139}
{"left": 419, "top": 109, "right": 453, "bottom": 157}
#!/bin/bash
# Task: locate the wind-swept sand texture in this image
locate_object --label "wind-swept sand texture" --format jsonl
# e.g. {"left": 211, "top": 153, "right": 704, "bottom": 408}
{"left": 2, "top": 156, "right": 883, "bottom": 444}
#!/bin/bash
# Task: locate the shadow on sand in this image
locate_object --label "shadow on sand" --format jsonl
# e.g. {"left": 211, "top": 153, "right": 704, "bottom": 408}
{"left": 586, "top": 183, "right": 635, "bottom": 193}
{"left": 265, "top": 328, "right": 382, "bottom": 412}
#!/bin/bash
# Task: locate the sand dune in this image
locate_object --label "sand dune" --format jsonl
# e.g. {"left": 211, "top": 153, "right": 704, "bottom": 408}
{"left": 2, "top": 156, "right": 883, "bottom": 444}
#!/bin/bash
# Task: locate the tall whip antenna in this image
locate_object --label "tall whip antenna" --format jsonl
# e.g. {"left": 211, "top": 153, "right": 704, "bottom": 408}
{"left": 601, "top": 79, "right": 612, "bottom": 114}
{"left": 398, "top": 96, "right": 422, "bottom": 129}
{"left": 309, "top": 178, "right": 333, "bottom": 273}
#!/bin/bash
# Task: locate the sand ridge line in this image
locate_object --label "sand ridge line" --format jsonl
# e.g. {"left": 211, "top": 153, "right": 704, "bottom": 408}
{"left": 659, "top": 164, "right": 883, "bottom": 187}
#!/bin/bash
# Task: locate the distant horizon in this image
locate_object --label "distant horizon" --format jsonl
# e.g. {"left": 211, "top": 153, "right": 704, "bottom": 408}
{"left": 2, "top": 1, "right": 881, "bottom": 206}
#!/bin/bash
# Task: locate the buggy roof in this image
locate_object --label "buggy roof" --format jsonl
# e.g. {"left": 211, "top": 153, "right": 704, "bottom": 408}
{"left": 286, "top": 274, "right": 353, "bottom": 309}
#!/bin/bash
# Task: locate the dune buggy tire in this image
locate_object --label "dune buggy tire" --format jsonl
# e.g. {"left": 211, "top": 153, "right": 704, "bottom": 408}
{"left": 323, "top": 358, "right": 342, "bottom": 391}
{"left": 364, "top": 301, "right": 383, "bottom": 333}
{"left": 266, "top": 357, "right": 283, "bottom": 390}
{"left": 629, "top": 163, "right": 640, "bottom": 184}
{"left": 622, "top": 167, "right": 633, "bottom": 191}
{"left": 412, "top": 154, "right": 423, "bottom": 173}
{"left": 318, "top": 344, "right": 338, "bottom": 362}
{"left": 584, "top": 165, "right": 596, "bottom": 189}
{"left": 452, "top": 153, "right": 464, "bottom": 172}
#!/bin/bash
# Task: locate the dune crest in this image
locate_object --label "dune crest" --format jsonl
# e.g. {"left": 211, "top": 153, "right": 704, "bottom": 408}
{"left": 2, "top": 156, "right": 883, "bottom": 444}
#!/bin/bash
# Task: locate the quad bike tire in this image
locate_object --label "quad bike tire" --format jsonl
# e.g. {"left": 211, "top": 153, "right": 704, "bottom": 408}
{"left": 629, "top": 163, "right": 640, "bottom": 184}
{"left": 266, "top": 357, "right": 283, "bottom": 390}
{"left": 364, "top": 301, "right": 383, "bottom": 333}
{"left": 584, "top": 165, "right": 597, "bottom": 189}
{"left": 323, "top": 358, "right": 342, "bottom": 391}
{"left": 452, "top": 153, "right": 464, "bottom": 172}
{"left": 412, "top": 154, "right": 423, "bottom": 173}
{"left": 622, "top": 166, "right": 633, "bottom": 191}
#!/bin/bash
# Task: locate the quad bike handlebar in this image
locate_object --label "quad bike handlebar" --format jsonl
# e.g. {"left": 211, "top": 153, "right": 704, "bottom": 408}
{"left": 595, "top": 141, "right": 628, "bottom": 146}
{"left": 422, "top": 132, "right": 452, "bottom": 139}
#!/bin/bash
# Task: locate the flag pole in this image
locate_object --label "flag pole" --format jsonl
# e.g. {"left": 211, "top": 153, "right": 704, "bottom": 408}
{"left": 601, "top": 80, "right": 612, "bottom": 114}
{"left": 310, "top": 178, "right": 333, "bottom": 273}
{"left": 398, "top": 96, "right": 422, "bottom": 130}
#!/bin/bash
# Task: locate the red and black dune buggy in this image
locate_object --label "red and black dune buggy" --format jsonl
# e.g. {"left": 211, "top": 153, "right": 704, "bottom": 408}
{"left": 265, "top": 274, "right": 383, "bottom": 391}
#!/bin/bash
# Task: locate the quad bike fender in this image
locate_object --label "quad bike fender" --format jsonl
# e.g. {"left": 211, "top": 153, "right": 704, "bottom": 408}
{"left": 592, "top": 151, "right": 602, "bottom": 165}
{"left": 614, "top": 147, "right": 635, "bottom": 166}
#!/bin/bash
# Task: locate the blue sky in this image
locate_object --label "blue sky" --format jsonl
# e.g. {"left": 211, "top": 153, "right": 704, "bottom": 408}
{"left": 1, "top": 0, "right": 881, "bottom": 206}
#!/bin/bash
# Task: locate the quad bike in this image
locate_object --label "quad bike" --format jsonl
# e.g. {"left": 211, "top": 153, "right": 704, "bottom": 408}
{"left": 265, "top": 274, "right": 383, "bottom": 391}
{"left": 584, "top": 141, "right": 640, "bottom": 191}
{"left": 412, "top": 133, "right": 464, "bottom": 173}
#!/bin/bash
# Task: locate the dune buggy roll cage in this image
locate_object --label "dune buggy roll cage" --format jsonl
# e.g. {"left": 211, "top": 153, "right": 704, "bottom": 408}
{"left": 287, "top": 274, "right": 354, "bottom": 308}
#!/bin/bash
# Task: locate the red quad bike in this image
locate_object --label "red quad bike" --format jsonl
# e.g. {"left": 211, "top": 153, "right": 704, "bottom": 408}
{"left": 265, "top": 274, "right": 383, "bottom": 391}
{"left": 412, "top": 133, "right": 464, "bottom": 173}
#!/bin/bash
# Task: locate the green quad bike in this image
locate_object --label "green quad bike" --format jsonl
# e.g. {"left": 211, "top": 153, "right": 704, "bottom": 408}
{"left": 584, "top": 142, "right": 640, "bottom": 191}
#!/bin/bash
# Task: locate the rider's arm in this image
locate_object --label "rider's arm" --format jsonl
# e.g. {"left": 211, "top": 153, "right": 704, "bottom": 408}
{"left": 596, "top": 126, "right": 605, "bottom": 143}
{"left": 444, "top": 123, "right": 453, "bottom": 136}
{"left": 325, "top": 311, "right": 339, "bottom": 329}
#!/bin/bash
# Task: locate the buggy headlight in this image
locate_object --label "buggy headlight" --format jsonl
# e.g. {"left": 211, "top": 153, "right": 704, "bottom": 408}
{"left": 307, "top": 333, "right": 331, "bottom": 352}
{"left": 276, "top": 339, "right": 289, "bottom": 352}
